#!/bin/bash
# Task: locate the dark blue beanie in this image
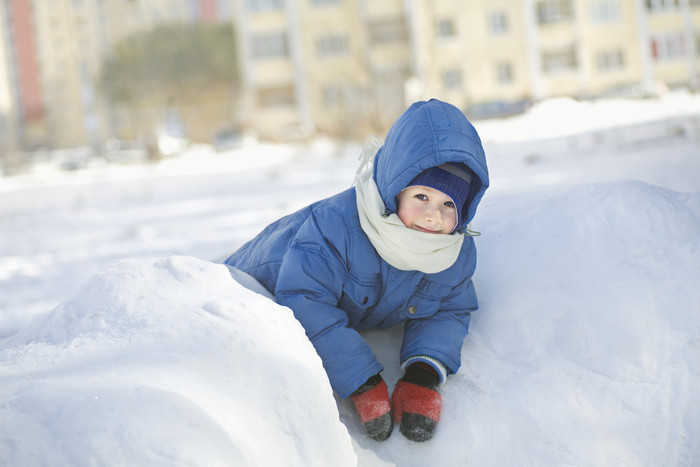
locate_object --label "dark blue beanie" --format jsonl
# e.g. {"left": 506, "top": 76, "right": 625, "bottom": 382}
{"left": 407, "top": 163, "right": 473, "bottom": 230}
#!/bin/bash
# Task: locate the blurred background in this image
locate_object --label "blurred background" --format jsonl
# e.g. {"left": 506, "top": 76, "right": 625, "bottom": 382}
{"left": 0, "top": 0, "right": 698, "bottom": 175}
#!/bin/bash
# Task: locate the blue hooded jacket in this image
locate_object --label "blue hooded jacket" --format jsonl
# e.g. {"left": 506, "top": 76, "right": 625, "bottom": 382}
{"left": 225, "top": 99, "right": 489, "bottom": 398}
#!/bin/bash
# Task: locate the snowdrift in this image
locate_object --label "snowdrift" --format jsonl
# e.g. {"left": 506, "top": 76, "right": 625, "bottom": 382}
{"left": 0, "top": 257, "right": 356, "bottom": 466}
{"left": 1, "top": 180, "right": 698, "bottom": 466}
{"left": 458, "top": 181, "right": 699, "bottom": 465}
{"left": 342, "top": 181, "right": 699, "bottom": 466}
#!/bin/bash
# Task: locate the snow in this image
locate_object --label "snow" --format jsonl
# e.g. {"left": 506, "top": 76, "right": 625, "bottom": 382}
{"left": 1, "top": 257, "right": 354, "bottom": 465}
{"left": 1, "top": 92, "right": 699, "bottom": 466}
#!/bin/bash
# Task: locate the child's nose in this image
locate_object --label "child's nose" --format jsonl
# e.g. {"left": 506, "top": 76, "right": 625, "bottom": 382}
{"left": 425, "top": 206, "right": 442, "bottom": 223}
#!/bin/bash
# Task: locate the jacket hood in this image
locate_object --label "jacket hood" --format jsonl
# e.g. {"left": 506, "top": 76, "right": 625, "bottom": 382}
{"left": 373, "top": 99, "right": 489, "bottom": 233}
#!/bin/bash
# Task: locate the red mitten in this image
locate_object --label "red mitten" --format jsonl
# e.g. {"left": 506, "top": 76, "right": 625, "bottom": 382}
{"left": 350, "top": 374, "right": 393, "bottom": 441}
{"left": 392, "top": 362, "right": 441, "bottom": 441}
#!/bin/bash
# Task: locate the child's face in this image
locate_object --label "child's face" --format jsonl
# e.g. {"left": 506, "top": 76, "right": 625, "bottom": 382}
{"left": 396, "top": 185, "right": 458, "bottom": 234}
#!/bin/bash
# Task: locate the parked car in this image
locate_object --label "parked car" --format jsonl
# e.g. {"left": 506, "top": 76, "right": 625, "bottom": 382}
{"left": 213, "top": 128, "right": 257, "bottom": 152}
{"left": 55, "top": 146, "right": 94, "bottom": 171}
{"left": 464, "top": 99, "right": 531, "bottom": 120}
{"left": 597, "top": 81, "right": 668, "bottom": 100}
{"left": 103, "top": 139, "right": 149, "bottom": 164}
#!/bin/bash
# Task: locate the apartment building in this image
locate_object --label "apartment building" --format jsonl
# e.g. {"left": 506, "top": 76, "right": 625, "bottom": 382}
{"left": 233, "top": 0, "right": 411, "bottom": 140}
{"left": 33, "top": 0, "right": 206, "bottom": 150}
{"left": 2, "top": 0, "right": 698, "bottom": 156}
{"left": 301, "top": 0, "right": 411, "bottom": 137}
{"left": 0, "top": 1, "right": 17, "bottom": 156}
{"left": 236, "top": 0, "right": 699, "bottom": 140}
{"left": 645, "top": 0, "right": 700, "bottom": 87}
{"left": 1, "top": 0, "right": 43, "bottom": 155}
{"left": 407, "top": 0, "right": 534, "bottom": 107}
{"left": 1, "top": 0, "right": 227, "bottom": 156}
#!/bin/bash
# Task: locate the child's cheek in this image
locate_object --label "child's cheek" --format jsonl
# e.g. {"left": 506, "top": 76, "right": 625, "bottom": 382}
{"left": 396, "top": 204, "right": 413, "bottom": 228}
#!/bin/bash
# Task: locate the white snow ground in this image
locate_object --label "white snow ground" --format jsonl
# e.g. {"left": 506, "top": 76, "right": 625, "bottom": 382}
{"left": 1, "top": 92, "right": 699, "bottom": 466}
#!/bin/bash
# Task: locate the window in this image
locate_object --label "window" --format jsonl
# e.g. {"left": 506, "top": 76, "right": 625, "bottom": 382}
{"left": 250, "top": 33, "right": 288, "bottom": 59}
{"left": 489, "top": 11, "right": 508, "bottom": 35}
{"left": 596, "top": 50, "right": 625, "bottom": 71}
{"left": 442, "top": 69, "right": 462, "bottom": 90}
{"left": 542, "top": 48, "right": 577, "bottom": 73}
{"left": 258, "top": 86, "right": 295, "bottom": 107}
{"left": 245, "top": 0, "right": 283, "bottom": 12}
{"left": 536, "top": 0, "right": 574, "bottom": 24}
{"left": 437, "top": 19, "right": 456, "bottom": 38}
{"left": 590, "top": 0, "right": 621, "bottom": 23}
{"left": 651, "top": 33, "right": 685, "bottom": 61}
{"left": 368, "top": 18, "right": 407, "bottom": 45}
{"left": 645, "top": 0, "right": 679, "bottom": 10}
{"left": 496, "top": 62, "right": 513, "bottom": 83}
{"left": 316, "top": 34, "right": 349, "bottom": 58}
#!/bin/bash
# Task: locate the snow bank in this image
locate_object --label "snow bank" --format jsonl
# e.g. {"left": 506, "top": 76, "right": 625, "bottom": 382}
{"left": 344, "top": 181, "right": 700, "bottom": 466}
{"left": 1, "top": 181, "right": 698, "bottom": 466}
{"left": 2, "top": 90, "right": 700, "bottom": 465}
{"left": 0, "top": 257, "right": 356, "bottom": 466}
{"left": 475, "top": 90, "right": 700, "bottom": 142}
{"left": 463, "top": 181, "right": 700, "bottom": 465}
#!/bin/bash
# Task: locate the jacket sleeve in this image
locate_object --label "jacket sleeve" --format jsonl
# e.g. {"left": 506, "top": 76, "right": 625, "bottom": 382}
{"left": 275, "top": 207, "right": 383, "bottom": 399}
{"left": 400, "top": 246, "right": 478, "bottom": 379}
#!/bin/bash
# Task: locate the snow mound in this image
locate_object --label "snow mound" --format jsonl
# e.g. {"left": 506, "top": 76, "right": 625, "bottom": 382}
{"left": 348, "top": 181, "right": 700, "bottom": 466}
{"left": 455, "top": 181, "right": 700, "bottom": 465}
{"left": 1, "top": 181, "right": 698, "bottom": 466}
{"left": 475, "top": 90, "right": 700, "bottom": 142}
{"left": 0, "top": 256, "right": 356, "bottom": 466}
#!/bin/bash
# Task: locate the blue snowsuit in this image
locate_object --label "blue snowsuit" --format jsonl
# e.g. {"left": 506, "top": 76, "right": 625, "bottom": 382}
{"left": 225, "top": 99, "right": 489, "bottom": 398}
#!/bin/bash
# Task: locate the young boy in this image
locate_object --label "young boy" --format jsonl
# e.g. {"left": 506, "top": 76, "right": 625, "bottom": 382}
{"left": 224, "top": 99, "right": 489, "bottom": 442}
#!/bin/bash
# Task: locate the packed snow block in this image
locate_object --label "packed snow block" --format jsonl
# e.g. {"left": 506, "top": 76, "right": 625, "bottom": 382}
{"left": 0, "top": 256, "right": 356, "bottom": 466}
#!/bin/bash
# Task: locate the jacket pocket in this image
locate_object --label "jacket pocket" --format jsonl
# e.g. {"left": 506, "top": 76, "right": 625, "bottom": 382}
{"left": 405, "top": 278, "right": 453, "bottom": 318}
{"left": 338, "top": 272, "right": 381, "bottom": 325}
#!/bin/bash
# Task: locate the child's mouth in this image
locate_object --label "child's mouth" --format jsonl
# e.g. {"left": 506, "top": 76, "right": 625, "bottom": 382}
{"left": 415, "top": 225, "right": 439, "bottom": 234}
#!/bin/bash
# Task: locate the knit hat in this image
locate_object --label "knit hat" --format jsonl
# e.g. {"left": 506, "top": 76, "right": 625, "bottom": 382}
{"left": 407, "top": 163, "right": 473, "bottom": 231}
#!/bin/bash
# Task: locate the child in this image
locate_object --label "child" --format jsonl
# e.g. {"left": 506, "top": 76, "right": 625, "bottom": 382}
{"left": 224, "top": 99, "right": 489, "bottom": 442}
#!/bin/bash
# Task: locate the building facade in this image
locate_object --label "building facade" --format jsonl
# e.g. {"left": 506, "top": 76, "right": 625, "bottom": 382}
{"left": 1, "top": 0, "right": 698, "bottom": 158}
{"left": 1, "top": 0, "right": 44, "bottom": 156}
{"left": 235, "top": 0, "right": 699, "bottom": 140}
{"left": 0, "top": 0, "right": 228, "bottom": 160}
{"left": 233, "top": 0, "right": 413, "bottom": 140}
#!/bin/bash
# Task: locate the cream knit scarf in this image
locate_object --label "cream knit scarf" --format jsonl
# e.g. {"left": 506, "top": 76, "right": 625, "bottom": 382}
{"left": 354, "top": 166, "right": 464, "bottom": 274}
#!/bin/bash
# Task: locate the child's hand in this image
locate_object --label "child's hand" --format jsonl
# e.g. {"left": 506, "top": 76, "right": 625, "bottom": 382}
{"left": 391, "top": 362, "right": 441, "bottom": 441}
{"left": 350, "top": 374, "right": 393, "bottom": 441}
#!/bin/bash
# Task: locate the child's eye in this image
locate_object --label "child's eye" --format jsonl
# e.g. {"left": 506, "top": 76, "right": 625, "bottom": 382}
{"left": 415, "top": 194, "right": 428, "bottom": 201}
{"left": 444, "top": 200, "right": 455, "bottom": 208}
